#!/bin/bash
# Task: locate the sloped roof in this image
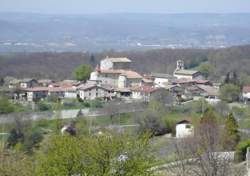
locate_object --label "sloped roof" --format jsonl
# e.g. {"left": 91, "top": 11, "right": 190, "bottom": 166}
{"left": 121, "top": 70, "right": 143, "bottom": 79}
{"left": 197, "top": 85, "right": 219, "bottom": 96}
{"left": 104, "top": 57, "right": 131, "bottom": 63}
{"left": 20, "top": 78, "right": 36, "bottom": 83}
{"left": 174, "top": 69, "right": 199, "bottom": 76}
{"left": 151, "top": 73, "right": 176, "bottom": 79}
{"left": 243, "top": 86, "right": 250, "bottom": 93}
{"left": 78, "top": 83, "right": 113, "bottom": 91}
{"left": 100, "top": 69, "right": 142, "bottom": 79}
{"left": 130, "top": 86, "right": 160, "bottom": 93}
{"left": 25, "top": 87, "right": 49, "bottom": 92}
{"left": 176, "top": 120, "right": 192, "bottom": 125}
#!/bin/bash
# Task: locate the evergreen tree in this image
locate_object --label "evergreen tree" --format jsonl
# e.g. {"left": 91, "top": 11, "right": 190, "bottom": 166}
{"left": 223, "top": 112, "right": 240, "bottom": 150}
{"left": 90, "top": 54, "right": 96, "bottom": 67}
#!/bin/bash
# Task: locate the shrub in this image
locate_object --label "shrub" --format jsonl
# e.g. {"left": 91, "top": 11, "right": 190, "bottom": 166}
{"left": 37, "top": 102, "right": 51, "bottom": 111}
{"left": 235, "top": 140, "right": 250, "bottom": 162}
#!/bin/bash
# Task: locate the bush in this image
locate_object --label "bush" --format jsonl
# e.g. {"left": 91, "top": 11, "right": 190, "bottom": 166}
{"left": 90, "top": 98, "right": 103, "bottom": 108}
{"left": 37, "top": 102, "right": 51, "bottom": 111}
{"left": 235, "top": 140, "right": 250, "bottom": 162}
{"left": 220, "top": 84, "right": 240, "bottom": 103}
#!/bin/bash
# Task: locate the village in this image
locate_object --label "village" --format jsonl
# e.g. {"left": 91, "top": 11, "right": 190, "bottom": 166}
{"left": 3, "top": 56, "right": 237, "bottom": 105}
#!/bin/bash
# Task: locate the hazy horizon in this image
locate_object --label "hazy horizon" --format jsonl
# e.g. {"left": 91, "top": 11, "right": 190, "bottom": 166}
{"left": 1, "top": 0, "right": 250, "bottom": 14}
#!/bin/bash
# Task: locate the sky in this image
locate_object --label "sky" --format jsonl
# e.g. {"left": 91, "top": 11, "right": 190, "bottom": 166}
{"left": 1, "top": 0, "right": 250, "bottom": 14}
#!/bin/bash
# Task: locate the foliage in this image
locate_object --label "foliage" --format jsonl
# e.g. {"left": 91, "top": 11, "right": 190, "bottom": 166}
{"left": 219, "top": 84, "right": 240, "bottom": 102}
{"left": 214, "top": 101, "right": 230, "bottom": 117}
{"left": 0, "top": 96, "right": 14, "bottom": 114}
{"left": 36, "top": 133, "right": 157, "bottom": 176}
{"left": 235, "top": 140, "right": 250, "bottom": 162}
{"left": 73, "top": 64, "right": 92, "bottom": 81}
{"left": 222, "top": 113, "right": 240, "bottom": 150}
{"left": 6, "top": 118, "right": 44, "bottom": 153}
{"left": 137, "top": 101, "right": 168, "bottom": 136}
{"left": 37, "top": 101, "right": 52, "bottom": 111}
{"left": 198, "top": 63, "right": 215, "bottom": 78}
{"left": 0, "top": 150, "right": 34, "bottom": 176}
{"left": 90, "top": 98, "right": 104, "bottom": 108}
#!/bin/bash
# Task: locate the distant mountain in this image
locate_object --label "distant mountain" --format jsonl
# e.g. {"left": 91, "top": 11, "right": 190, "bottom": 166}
{"left": 0, "top": 13, "right": 250, "bottom": 52}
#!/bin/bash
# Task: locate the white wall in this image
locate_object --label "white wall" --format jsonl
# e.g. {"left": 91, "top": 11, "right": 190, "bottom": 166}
{"left": 64, "top": 91, "right": 77, "bottom": 99}
{"left": 243, "top": 92, "right": 250, "bottom": 99}
{"left": 100, "top": 59, "right": 113, "bottom": 70}
{"left": 118, "top": 75, "right": 126, "bottom": 88}
{"left": 176, "top": 123, "right": 194, "bottom": 138}
{"left": 154, "top": 78, "right": 169, "bottom": 87}
{"left": 173, "top": 74, "right": 193, "bottom": 80}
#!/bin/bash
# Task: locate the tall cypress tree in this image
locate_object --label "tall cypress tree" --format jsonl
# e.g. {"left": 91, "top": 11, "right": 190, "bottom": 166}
{"left": 223, "top": 112, "right": 240, "bottom": 150}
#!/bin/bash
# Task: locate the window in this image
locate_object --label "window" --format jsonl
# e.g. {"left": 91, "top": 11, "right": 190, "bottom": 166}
{"left": 186, "top": 124, "right": 191, "bottom": 129}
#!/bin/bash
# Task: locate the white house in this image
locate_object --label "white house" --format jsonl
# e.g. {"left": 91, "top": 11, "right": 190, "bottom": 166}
{"left": 25, "top": 87, "right": 49, "bottom": 102}
{"left": 243, "top": 86, "right": 250, "bottom": 103}
{"left": 176, "top": 120, "right": 194, "bottom": 138}
{"left": 196, "top": 85, "right": 220, "bottom": 104}
{"left": 64, "top": 87, "right": 78, "bottom": 99}
{"left": 78, "top": 83, "right": 114, "bottom": 100}
{"left": 151, "top": 73, "right": 176, "bottom": 88}
{"left": 19, "top": 78, "right": 38, "bottom": 89}
{"left": 173, "top": 60, "right": 203, "bottom": 80}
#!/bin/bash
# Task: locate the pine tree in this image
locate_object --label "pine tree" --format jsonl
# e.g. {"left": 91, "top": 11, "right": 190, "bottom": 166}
{"left": 223, "top": 112, "right": 240, "bottom": 150}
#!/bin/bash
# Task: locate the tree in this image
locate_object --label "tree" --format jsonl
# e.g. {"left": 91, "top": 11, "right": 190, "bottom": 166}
{"left": 90, "top": 54, "right": 97, "bottom": 67}
{"left": 219, "top": 84, "right": 240, "bottom": 102}
{"left": 0, "top": 77, "right": 4, "bottom": 86}
{"left": 198, "top": 63, "right": 215, "bottom": 79}
{"left": 36, "top": 133, "right": 156, "bottom": 176}
{"left": 73, "top": 64, "right": 92, "bottom": 82}
{"left": 222, "top": 113, "right": 240, "bottom": 150}
{"left": 137, "top": 101, "right": 168, "bottom": 136}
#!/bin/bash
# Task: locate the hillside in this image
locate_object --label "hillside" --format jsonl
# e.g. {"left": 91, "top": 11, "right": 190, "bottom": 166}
{"left": 0, "top": 45, "right": 250, "bottom": 80}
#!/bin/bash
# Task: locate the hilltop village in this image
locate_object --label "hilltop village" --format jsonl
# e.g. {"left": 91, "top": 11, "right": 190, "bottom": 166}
{"left": 3, "top": 56, "right": 226, "bottom": 105}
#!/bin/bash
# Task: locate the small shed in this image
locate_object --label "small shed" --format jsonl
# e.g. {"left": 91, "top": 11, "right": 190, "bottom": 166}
{"left": 176, "top": 120, "right": 194, "bottom": 138}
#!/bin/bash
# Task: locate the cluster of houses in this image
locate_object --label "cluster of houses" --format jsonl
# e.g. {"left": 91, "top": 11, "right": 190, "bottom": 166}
{"left": 3, "top": 56, "right": 223, "bottom": 104}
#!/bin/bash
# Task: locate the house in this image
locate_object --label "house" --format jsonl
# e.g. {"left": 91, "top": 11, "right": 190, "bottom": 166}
{"left": 19, "top": 78, "right": 38, "bottom": 89}
{"left": 118, "top": 70, "right": 142, "bottom": 88}
{"left": 197, "top": 85, "right": 220, "bottom": 104}
{"left": 91, "top": 69, "right": 142, "bottom": 88}
{"left": 130, "top": 86, "right": 167, "bottom": 102}
{"left": 37, "top": 79, "right": 53, "bottom": 87}
{"left": 173, "top": 60, "right": 203, "bottom": 80}
{"left": 141, "top": 77, "right": 154, "bottom": 87}
{"left": 176, "top": 120, "right": 194, "bottom": 138}
{"left": 151, "top": 73, "right": 176, "bottom": 88}
{"left": 78, "top": 83, "right": 114, "bottom": 100}
{"left": 64, "top": 87, "right": 78, "bottom": 99}
{"left": 243, "top": 86, "right": 250, "bottom": 104}
{"left": 100, "top": 56, "right": 131, "bottom": 70}
{"left": 8, "top": 79, "right": 20, "bottom": 89}
{"left": 25, "top": 87, "right": 49, "bottom": 102}
{"left": 48, "top": 87, "right": 65, "bottom": 98}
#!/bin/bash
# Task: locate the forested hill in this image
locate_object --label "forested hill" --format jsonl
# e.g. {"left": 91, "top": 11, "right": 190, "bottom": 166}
{"left": 0, "top": 45, "right": 250, "bottom": 80}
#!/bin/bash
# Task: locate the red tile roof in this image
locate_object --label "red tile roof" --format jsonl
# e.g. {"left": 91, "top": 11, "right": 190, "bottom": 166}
{"left": 130, "top": 86, "right": 159, "bottom": 93}
{"left": 100, "top": 69, "right": 142, "bottom": 79}
{"left": 243, "top": 86, "right": 250, "bottom": 93}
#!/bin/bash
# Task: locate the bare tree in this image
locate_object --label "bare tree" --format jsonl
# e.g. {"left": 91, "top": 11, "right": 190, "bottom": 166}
{"left": 167, "top": 109, "right": 242, "bottom": 176}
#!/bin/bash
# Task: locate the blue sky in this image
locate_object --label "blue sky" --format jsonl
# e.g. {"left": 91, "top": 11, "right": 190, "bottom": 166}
{"left": 1, "top": 0, "right": 250, "bottom": 14}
